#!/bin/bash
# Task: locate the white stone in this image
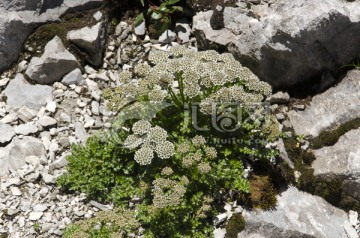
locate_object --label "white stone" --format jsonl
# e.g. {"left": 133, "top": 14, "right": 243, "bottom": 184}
{"left": 29, "top": 211, "right": 43, "bottom": 221}
{"left": 37, "top": 116, "right": 57, "bottom": 127}
{"left": 25, "top": 36, "right": 80, "bottom": 84}
{"left": 33, "top": 204, "right": 48, "bottom": 212}
{"left": 11, "top": 187, "right": 22, "bottom": 196}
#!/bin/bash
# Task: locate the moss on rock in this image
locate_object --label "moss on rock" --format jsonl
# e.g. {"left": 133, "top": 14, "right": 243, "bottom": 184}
{"left": 225, "top": 214, "right": 245, "bottom": 238}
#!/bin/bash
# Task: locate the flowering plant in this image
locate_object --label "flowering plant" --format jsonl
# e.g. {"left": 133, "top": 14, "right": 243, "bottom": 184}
{"left": 60, "top": 47, "right": 280, "bottom": 237}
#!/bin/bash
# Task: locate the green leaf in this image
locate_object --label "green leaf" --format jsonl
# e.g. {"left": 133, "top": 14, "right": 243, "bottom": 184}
{"left": 165, "top": 0, "right": 181, "bottom": 5}
{"left": 170, "top": 6, "right": 183, "bottom": 13}
{"left": 135, "top": 13, "right": 145, "bottom": 27}
{"left": 140, "top": 0, "right": 145, "bottom": 6}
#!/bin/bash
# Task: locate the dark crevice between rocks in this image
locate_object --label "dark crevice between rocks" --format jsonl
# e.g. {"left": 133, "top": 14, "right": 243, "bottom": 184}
{"left": 186, "top": 0, "right": 237, "bottom": 12}
{"left": 282, "top": 128, "right": 360, "bottom": 213}
{"left": 40, "top": 0, "right": 64, "bottom": 14}
{"left": 310, "top": 118, "right": 360, "bottom": 149}
{"left": 17, "top": 9, "right": 101, "bottom": 80}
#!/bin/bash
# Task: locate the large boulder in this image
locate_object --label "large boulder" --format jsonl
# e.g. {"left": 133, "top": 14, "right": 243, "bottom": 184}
{"left": 25, "top": 36, "right": 81, "bottom": 84}
{"left": 312, "top": 128, "right": 360, "bottom": 202}
{"left": 0, "top": 136, "right": 45, "bottom": 177}
{"left": 67, "top": 22, "right": 107, "bottom": 67}
{"left": 240, "top": 186, "right": 356, "bottom": 238}
{"left": 3, "top": 73, "right": 53, "bottom": 110}
{"left": 193, "top": 0, "right": 360, "bottom": 88}
{"left": 288, "top": 70, "right": 360, "bottom": 138}
{"left": 0, "top": 0, "right": 103, "bottom": 73}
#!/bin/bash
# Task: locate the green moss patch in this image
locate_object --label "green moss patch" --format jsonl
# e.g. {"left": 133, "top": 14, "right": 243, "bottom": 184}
{"left": 225, "top": 214, "right": 245, "bottom": 238}
{"left": 283, "top": 130, "right": 360, "bottom": 213}
{"left": 24, "top": 11, "right": 98, "bottom": 63}
{"left": 310, "top": 118, "right": 360, "bottom": 149}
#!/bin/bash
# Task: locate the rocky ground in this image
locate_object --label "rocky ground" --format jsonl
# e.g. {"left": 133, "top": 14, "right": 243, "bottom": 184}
{"left": 0, "top": 0, "right": 360, "bottom": 237}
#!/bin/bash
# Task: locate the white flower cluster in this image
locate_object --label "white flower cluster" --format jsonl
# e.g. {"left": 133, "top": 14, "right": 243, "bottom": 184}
{"left": 152, "top": 178, "right": 186, "bottom": 208}
{"left": 124, "top": 120, "right": 175, "bottom": 165}
{"left": 106, "top": 45, "right": 273, "bottom": 124}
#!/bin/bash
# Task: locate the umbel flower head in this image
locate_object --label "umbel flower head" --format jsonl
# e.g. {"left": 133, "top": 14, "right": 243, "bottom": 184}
{"left": 106, "top": 45, "right": 273, "bottom": 119}
{"left": 123, "top": 121, "right": 175, "bottom": 165}
{"left": 152, "top": 178, "right": 186, "bottom": 208}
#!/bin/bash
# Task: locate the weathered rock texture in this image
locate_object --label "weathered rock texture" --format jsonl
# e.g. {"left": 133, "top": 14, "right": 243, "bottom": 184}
{"left": 0, "top": 0, "right": 103, "bottom": 72}
{"left": 4, "top": 73, "right": 53, "bottom": 110}
{"left": 240, "top": 186, "right": 356, "bottom": 238}
{"left": 0, "top": 136, "right": 45, "bottom": 177}
{"left": 288, "top": 70, "right": 360, "bottom": 138}
{"left": 67, "top": 22, "right": 107, "bottom": 67}
{"left": 193, "top": 0, "right": 360, "bottom": 88}
{"left": 312, "top": 128, "right": 360, "bottom": 202}
{"left": 25, "top": 36, "right": 80, "bottom": 84}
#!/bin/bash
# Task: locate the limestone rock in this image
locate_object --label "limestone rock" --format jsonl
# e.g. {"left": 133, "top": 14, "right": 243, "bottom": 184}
{"left": 4, "top": 74, "right": 52, "bottom": 110}
{"left": 312, "top": 128, "right": 360, "bottom": 201}
{"left": 288, "top": 70, "right": 360, "bottom": 137}
{"left": 240, "top": 187, "right": 356, "bottom": 238}
{"left": 0, "top": 122, "right": 15, "bottom": 144}
{"left": 67, "top": 22, "right": 107, "bottom": 67}
{"left": 14, "top": 123, "right": 39, "bottom": 136}
{"left": 0, "top": 136, "right": 45, "bottom": 177}
{"left": 25, "top": 36, "right": 80, "bottom": 84}
{"left": 193, "top": 0, "right": 360, "bottom": 88}
{"left": 0, "top": 0, "right": 103, "bottom": 72}
{"left": 158, "top": 30, "right": 177, "bottom": 44}
{"left": 61, "top": 68, "right": 84, "bottom": 86}
{"left": 176, "top": 18, "right": 192, "bottom": 43}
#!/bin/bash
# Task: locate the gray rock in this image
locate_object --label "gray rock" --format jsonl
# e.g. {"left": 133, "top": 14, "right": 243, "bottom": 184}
{"left": 292, "top": 104, "right": 306, "bottom": 111}
{"left": 134, "top": 21, "right": 146, "bottom": 36}
{"left": 4, "top": 74, "right": 52, "bottom": 110}
{"left": 37, "top": 116, "right": 57, "bottom": 127}
{"left": 89, "top": 200, "right": 113, "bottom": 211}
{"left": 67, "top": 22, "right": 106, "bottom": 67}
{"left": 25, "top": 156, "right": 40, "bottom": 166}
{"left": 312, "top": 128, "right": 360, "bottom": 200}
{"left": 175, "top": 18, "right": 191, "bottom": 43}
{"left": 276, "top": 139, "right": 294, "bottom": 169}
{"left": 41, "top": 172, "right": 55, "bottom": 184}
{"left": 213, "top": 228, "right": 226, "bottom": 238}
{"left": 50, "top": 155, "right": 68, "bottom": 170}
{"left": 193, "top": 10, "right": 236, "bottom": 47}
{"left": 93, "top": 11, "right": 102, "bottom": 21}
{"left": 0, "top": 136, "right": 45, "bottom": 177}
{"left": 46, "top": 101, "right": 57, "bottom": 113}
{"left": 11, "top": 187, "right": 22, "bottom": 196}
{"left": 193, "top": 1, "right": 360, "bottom": 88}
{"left": 240, "top": 186, "right": 356, "bottom": 238}
{"left": 61, "top": 68, "right": 84, "bottom": 86}
{"left": 74, "top": 122, "right": 88, "bottom": 142}
{"left": 0, "top": 0, "right": 103, "bottom": 72}
{"left": 29, "top": 211, "right": 43, "bottom": 221}
{"left": 288, "top": 70, "right": 360, "bottom": 137}
{"left": 17, "top": 106, "right": 38, "bottom": 122}
{"left": 0, "top": 122, "right": 15, "bottom": 144}
{"left": 268, "top": 91, "right": 290, "bottom": 104}
{"left": 14, "top": 123, "right": 38, "bottom": 135}
{"left": 33, "top": 204, "right": 48, "bottom": 212}
{"left": 26, "top": 36, "right": 81, "bottom": 84}
{"left": 0, "top": 77, "right": 10, "bottom": 87}
{"left": 158, "top": 30, "right": 177, "bottom": 44}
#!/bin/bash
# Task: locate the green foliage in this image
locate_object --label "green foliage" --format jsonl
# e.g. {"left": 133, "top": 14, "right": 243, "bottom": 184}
{"left": 60, "top": 48, "right": 280, "bottom": 237}
{"left": 135, "top": 0, "right": 184, "bottom": 37}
